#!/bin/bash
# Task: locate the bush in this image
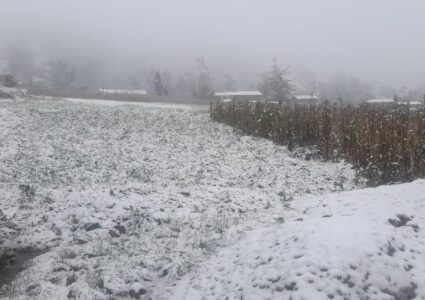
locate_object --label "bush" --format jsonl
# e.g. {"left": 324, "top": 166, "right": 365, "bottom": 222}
{"left": 0, "top": 74, "right": 18, "bottom": 88}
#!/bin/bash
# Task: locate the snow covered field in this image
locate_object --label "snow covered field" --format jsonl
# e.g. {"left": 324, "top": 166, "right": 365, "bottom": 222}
{"left": 0, "top": 98, "right": 422, "bottom": 300}
{"left": 171, "top": 180, "right": 425, "bottom": 300}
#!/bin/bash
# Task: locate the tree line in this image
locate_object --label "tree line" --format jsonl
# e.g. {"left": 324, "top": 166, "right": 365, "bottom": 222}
{"left": 1, "top": 51, "right": 425, "bottom": 102}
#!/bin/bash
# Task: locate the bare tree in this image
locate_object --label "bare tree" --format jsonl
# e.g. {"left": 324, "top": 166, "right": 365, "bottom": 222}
{"left": 195, "top": 57, "right": 212, "bottom": 99}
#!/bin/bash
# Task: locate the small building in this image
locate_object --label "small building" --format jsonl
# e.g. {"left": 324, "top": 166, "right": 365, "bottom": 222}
{"left": 398, "top": 101, "right": 423, "bottom": 110}
{"left": 366, "top": 98, "right": 396, "bottom": 107}
{"left": 291, "top": 94, "right": 320, "bottom": 105}
{"left": 214, "top": 91, "right": 263, "bottom": 103}
{"left": 99, "top": 89, "right": 148, "bottom": 96}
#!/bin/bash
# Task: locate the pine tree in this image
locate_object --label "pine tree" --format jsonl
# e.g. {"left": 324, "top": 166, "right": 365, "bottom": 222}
{"left": 259, "top": 58, "right": 293, "bottom": 102}
{"left": 153, "top": 71, "right": 165, "bottom": 96}
{"left": 161, "top": 69, "right": 172, "bottom": 96}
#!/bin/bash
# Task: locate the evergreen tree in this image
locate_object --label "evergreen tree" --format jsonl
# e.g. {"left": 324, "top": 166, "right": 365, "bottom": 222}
{"left": 259, "top": 58, "right": 293, "bottom": 101}
{"left": 153, "top": 71, "right": 165, "bottom": 96}
{"left": 161, "top": 69, "right": 172, "bottom": 96}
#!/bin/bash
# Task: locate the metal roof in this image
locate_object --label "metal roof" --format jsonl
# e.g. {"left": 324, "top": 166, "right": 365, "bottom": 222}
{"left": 366, "top": 98, "right": 395, "bottom": 103}
{"left": 292, "top": 95, "right": 319, "bottom": 100}
{"left": 99, "top": 89, "right": 147, "bottom": 95}
{"left": 214, "top": 91, "right": 263, "bottom": 96}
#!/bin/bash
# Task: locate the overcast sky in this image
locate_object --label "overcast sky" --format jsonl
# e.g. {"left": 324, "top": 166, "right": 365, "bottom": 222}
{"left": 1, "top": 0, "right": 425, "bottom": 87}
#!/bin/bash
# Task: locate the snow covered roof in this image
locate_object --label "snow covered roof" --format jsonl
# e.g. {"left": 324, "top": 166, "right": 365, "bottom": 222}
{"left": 99, "top": 89, "right": 147, "bottom": 95}
{"left": 399, "top": 101, "right": 423, "bottom": 106}
{"left": 366, "top": 98, "right": 395, "bottom": 104}
{"left": 214, "top": 91, "right": 263, "bottom": 96}
{"left": 292, "top": 95, "right": 319, "bottom": 100}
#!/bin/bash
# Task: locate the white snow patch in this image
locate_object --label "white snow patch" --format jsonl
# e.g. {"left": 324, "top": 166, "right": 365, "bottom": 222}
{"left": 169, "top": 180, "right": 425, "bottom": 300}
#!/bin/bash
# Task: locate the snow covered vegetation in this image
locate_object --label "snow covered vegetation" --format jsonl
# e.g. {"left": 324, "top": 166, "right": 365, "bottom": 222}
{"left": 0, "top": 87, "right": 29, "bottom": 100}
{"left": 1, "top": 98, "right": 424, "bottom": 300}
{"left": 211, "top": 101, "right": 425, "bottom": 185}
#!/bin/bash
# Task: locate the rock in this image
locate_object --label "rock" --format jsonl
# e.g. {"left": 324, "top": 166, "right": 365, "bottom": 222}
{"left": 160, "top": 268, "right": 169, "bottom": 277}
{"left": 84, "top": 223, "right": 101, "bottom": 231}
{"left": 54, "top": 227, "right": 62, "bottom": 236}
{"left": 67, "top": 289, "right": 77, "bottom": 299}
{"left": 129, "top": 283, "right": 147, "bottom": 299}
{"left": 76, "top": 238, "right": 87, "bottom": 245}
{"left": 114, "top": 224, "right": 126, "bottom": 234}
{"left": 129, "top": 289, "right": 145, "bottom": 298}
{"left": 108, "top": 230, "right": 119, "bottom": 238}
{"left": 285, "top": 281, "right": 297, "bottom": 291}
{"left": 115, "top": 290, "right": 129, "bottom": 297}
{"left": 142, "top": 274, "right": 153, "bottom": 282}
{"left": 275, "top": 217, "right": 284, "bottom": 223}
{"left": 26, "top": 283, "right": 41, "bottom": 296}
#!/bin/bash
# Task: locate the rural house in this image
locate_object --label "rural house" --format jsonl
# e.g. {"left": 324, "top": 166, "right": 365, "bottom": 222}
{"left": 214, "top": 91, "right": 264, "bottom": 103}
{"left": 366, "top": 98, "right": 396, "bottom": 107}
{"left": 291, "top": 94, "right": 320, "bottom": 105}
{"left": 398, "top": 101, "right": 423, "bottom": 110}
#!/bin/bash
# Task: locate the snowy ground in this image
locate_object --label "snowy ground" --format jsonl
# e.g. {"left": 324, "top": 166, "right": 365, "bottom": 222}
{"left": 0, "top": 98, "right": 359, "bottom": 299}
{"left": 171, "top": 180, "right": 425, "bottom": 300}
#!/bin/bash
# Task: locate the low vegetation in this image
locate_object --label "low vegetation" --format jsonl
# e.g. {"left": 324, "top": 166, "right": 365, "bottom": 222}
{"left": 211, "top": 101, "right": 425, "bottom": 185}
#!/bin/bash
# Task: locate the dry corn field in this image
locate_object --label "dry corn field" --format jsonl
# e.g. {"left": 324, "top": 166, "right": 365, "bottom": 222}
{"left": 210, "top": 101, "right": 425, "bottom": 185}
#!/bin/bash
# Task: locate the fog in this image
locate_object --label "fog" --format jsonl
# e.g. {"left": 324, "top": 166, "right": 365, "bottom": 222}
{"left": 1, "top": 0, "right": 425, "bottom": 95}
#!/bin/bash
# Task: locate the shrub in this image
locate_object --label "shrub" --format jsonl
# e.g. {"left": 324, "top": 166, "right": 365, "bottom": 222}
{"left": 0, "top": 74, "right": 18, "bottom": 88}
